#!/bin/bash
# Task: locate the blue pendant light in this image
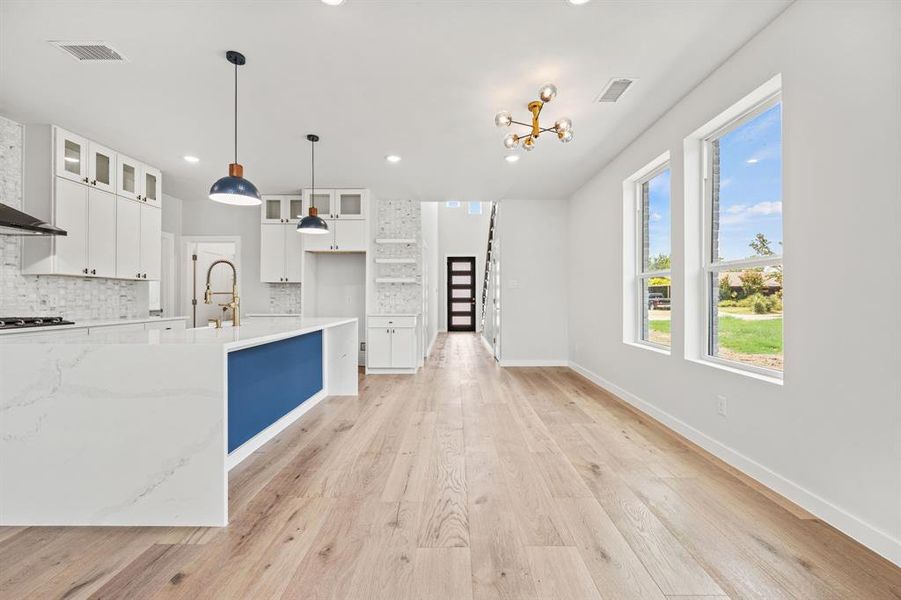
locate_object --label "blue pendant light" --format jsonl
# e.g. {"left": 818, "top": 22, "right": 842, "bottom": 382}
{"left": 297, "top": 134, "right": 330, "bottom": 235}
{"left": 209, "top": 51, "right": 261, "bottom": 206}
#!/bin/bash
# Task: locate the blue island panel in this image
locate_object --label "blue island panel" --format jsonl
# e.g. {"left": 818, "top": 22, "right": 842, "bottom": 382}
{"left": 227, "top": 330, "right": 323, "bottom": 453}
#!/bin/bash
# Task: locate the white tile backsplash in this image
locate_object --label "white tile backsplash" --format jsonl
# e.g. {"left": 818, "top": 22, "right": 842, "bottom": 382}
{"left": 0, "top": 115, "right": 147, "bottom": 320}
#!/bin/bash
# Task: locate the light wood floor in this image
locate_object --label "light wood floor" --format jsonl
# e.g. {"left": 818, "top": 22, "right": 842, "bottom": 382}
{"left": 2, "top": 333, "right": 899, "bottom": 599}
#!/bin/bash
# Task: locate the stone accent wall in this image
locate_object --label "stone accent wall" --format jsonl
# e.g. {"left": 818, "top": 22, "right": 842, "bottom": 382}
{"left": 374, "top": 198, "right": 421, "bottom": 314}
{"left": 0, "top": 115, "right": 146, "bottom": 320}
{"left": 267, "top": 282, "right": 302, "bottom": 314}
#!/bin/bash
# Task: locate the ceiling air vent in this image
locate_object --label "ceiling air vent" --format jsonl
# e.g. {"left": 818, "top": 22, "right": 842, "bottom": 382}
{"left": 49, "top": 41, "right": 127, "bottom": 62}
{"left": 596, "top": 78, "right": 635, "bottom": 103}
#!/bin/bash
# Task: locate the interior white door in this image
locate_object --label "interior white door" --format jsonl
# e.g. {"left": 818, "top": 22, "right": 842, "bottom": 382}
{"left": 143, "top": 166, "right": 162, "bottom": 208}
{"left": 390, "top": 327, "right": 416, "bottom": 368}
{"left": 334, "top": 219, "right": 367, "bottom": 252}
{"left": 260, "top": 223, "right": 286, "bottom": 282}
{"left": 55, "top": 128, "right": 89, "bottom": 184}
{"left": 87, "top": 188, "right": 116, "bottom": 278}
{"left": 367, "top": 327, "right": 392, "bottom": 368}
{"left": 116, "top": 199, "right": 141, "bottom": 279}
{"left": 88, "top": 142, "right": 116, "bottom": 193}
{"left": 53, "top": 177, "right": 88, "bottom": 275}
{"left": 284, "top": 225, "right": 303, "bottom": 283}
{"left": 140, "top": 205, "right": 162, "bottom": 280}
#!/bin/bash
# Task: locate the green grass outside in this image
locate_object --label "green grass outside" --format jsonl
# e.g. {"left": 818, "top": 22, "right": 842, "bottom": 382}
{"left": 649, "top": 316, "right": 782, "bottom": 354}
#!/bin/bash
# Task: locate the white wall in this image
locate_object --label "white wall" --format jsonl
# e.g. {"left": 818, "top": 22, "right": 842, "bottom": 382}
{"left": 436, "top": 202, "right": 491, "bottom": 332}
{"left": 566, "top": 0, "right": 900, "bottom": 564}
{"left": 498, "top": 199, "right": 568, "bottom": 365}
{"left": 421, "top": 202, "right": 439, "bottom": 352}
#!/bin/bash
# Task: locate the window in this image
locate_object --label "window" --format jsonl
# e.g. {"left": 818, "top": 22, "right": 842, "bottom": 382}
{"left": 636, "top": 165, "right": 672, "bottom": 348}
{"left": 446, "top": 200, "right": 460, "bottom": 208}
{"left": 468, "top": 201, "right": 483, "bottom": 215}
{"left": 704, "top": 96, "right": 782, "bottom": 374}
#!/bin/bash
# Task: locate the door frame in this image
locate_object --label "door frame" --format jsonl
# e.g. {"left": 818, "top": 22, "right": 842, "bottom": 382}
{"left": 446, "top": 256, "right": 476, "bottom": 332}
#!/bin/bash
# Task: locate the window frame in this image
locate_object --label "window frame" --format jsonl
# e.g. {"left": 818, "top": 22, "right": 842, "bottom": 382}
{"left": 467, "top": 201, "right": 483, "bottom": 215}
{"left": 446, "top": 200, "right": 461, "bottom": 208}
{"left": 701, "top": 92, "right": 783, "bottom": 378}
{"left": 634, "top": 161, "right": 672, "bottom": 351}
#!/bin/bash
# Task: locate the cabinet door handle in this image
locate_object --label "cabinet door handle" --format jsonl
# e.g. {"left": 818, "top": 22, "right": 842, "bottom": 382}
{"left": 136, "top": 273, "right": 141, "bottom": 278}
{"left": 83, "top": 268, "right": 89, "bottom": 274}
{"left": 82, "top": 177, "right": 89, "bottom": 183}
{"left": 91, "top": 269, "right": 96, "bottom": 275}
{"left": 91, "top": 179, "right": 97, "bottom": 186}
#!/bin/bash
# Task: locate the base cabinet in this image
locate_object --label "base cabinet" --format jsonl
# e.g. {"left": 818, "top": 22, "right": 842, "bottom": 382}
{"left": 366, "top": 315, "right": 420, "bottom": 372}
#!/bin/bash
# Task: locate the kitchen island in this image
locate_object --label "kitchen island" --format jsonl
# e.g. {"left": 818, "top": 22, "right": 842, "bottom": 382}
{"left": 0, "top": 316, "right": 358, "bottom": 527}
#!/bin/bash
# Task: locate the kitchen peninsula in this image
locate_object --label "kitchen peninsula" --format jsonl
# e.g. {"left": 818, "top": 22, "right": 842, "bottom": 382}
{"left": 0, "top": 316, "right": 358, "bottom": 527}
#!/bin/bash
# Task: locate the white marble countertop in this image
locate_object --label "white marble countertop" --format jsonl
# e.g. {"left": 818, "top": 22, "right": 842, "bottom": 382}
{"left": 0, "top": 315, "right": 188, "bottom": 336}
{"left": 0, "top": 316, "right": 357, "bottom": 352}
{"left": 367, "top": 313, "right": 422, "bottom": 317}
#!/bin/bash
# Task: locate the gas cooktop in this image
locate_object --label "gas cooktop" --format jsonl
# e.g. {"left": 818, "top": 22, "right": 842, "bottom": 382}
{"left": 0, "top": 316, "right": 75, "bottom": 330}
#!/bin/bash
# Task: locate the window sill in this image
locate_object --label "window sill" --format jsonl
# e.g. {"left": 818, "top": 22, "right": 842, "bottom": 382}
{"left": 623, "top": 340, "right": 671, "bottom": 356}
{"left": 686, "top": 356, "right": 783, "bottom": 386}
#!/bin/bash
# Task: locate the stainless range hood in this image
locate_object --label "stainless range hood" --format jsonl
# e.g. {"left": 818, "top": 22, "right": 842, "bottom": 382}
{"left": 0, "top": 203, "right": 67, "bottom": 236}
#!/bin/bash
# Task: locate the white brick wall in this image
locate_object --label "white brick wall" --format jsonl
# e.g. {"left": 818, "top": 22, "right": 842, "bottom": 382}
{"left": 0, "top": 115, "right": 146, "bottom": 320}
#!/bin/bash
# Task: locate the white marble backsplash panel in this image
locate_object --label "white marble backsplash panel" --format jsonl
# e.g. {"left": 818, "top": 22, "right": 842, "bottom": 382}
{"left": 375, "top": 198, "right": 422, "bottom": 314}
{"left": 0, "top": 115, "right": 147, "bottom": 320}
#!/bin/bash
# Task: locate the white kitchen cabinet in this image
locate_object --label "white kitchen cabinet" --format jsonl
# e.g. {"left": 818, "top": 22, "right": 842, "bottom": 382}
{"left": 261, "top": 195, "right": 304, "bottom": 224}
{"left": 53, "top": 177, "right": 89, "bottom": 276}
{"left": 366, "top": 327, "right": 393, "bottom": 369}
{"left": 87, "top": 188, "right": 117, "bottom": 278}
{"left": 50, "top": 177, "right": 115, "bottom": 277}
{"left": 260, "top": 223, "right": 303, "bottom": 283}
{"left": 140, "top": 204, "right": 162, "bottom": 280}
{"left": 143, "top": 166, "right": 162, "bottom": 208}
{"left": 303, "top": 189, "right": 335, "bottom": 219}
{"left": 117, "top": 154, "right": 142, "bottom": 201}
{"left": 22, "top": 125, "right": 163, "bottom": 280}
{"left": 334, "top": 219, "right": 368, "bottom": 251}
{"left": 366, "top": 314, "right": 420, "bottom": 372}
{"left": 54, "top": 128, "right": 89, "bottom": 185}
{"left": 88, "top": 142, "right": 116, "bottom": 193}
{"left": 116, "top": 199, "right": 141, "bottom": 279}
{"left": 335, "top": 189, "right": 367, "bottom": 220}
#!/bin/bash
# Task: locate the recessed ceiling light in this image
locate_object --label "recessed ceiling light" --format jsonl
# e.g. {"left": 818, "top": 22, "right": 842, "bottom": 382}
{"left": 505, "top": 155, "right": 520, "bottom": 163}
{"left": 321, "top": 0, "right": 345, "bottom": 5}
{"left": 184, "top": 155, "right": 200, "bottom": 163}
{"left": 567, "top": 0, "right": 591, "bottom": 4}
{"left": 746, "top": 158, "right": 759, "bottom": 164}
{"left": 385, "top": 155, "right": 402, "bottom": 163}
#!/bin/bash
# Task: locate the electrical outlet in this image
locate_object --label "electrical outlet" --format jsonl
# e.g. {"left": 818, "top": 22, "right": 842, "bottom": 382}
{"left": 360, "top": 342, "right": 366, "bottom": 352}
{"left": 716, "top": 395, "right": 727, "bottom": 417}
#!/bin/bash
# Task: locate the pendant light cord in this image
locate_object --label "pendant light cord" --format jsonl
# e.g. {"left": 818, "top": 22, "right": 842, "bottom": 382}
{"left": 234, "top": 61, "right": 238, "bottom": 164}
{"left": 311, "top": 138, "right": 316, "bottom": 209}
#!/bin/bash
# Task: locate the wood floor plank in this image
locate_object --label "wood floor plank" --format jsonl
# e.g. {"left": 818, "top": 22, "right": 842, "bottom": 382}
{"left": 412, "top": 547, "right": 473, "bottom": 600}
{"left": 1, "top": 333, "right": 897, "bottom": 600}
{"left": 525, "top": 546, "right": 603, "bottom": 600}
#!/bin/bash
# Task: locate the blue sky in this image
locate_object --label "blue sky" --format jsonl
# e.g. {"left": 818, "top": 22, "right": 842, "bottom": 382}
{"left": 647, "top": 169, "right": 671, "bottom": 264}
{"left": 716, "top": 102, "right": 783, "bottom": 261}
{"left": 644, "top": 102, "right": 782, "bottom": 265}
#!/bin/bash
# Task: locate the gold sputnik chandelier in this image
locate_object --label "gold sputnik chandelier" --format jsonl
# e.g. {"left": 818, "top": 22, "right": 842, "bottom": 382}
{"left": 494, "top": 83, "right": 573, "bottom": 151}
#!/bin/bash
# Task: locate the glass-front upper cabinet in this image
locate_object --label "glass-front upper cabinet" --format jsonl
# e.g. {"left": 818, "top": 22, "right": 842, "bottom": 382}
{"left": 336, "top": 189, "right": 367, "bottom": 220}
{"left": 117, "top": 154, "right": 142, "bottom": 201}
{"left": 143, "top": 166, "right": 162, "bottom": 208}
{"left": 261, "top": 195, "right": 303, "bottom": 223}
{"left": 303, "top": 189, "right": 335, "bottom": 219}
{"left": 55, "top": 127, "right": 89, "bottom": 184}
{"left": 88, "top": 142, "right": 116, "bottom": 193}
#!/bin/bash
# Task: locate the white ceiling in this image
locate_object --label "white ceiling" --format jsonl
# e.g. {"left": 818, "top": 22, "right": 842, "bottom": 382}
{"left": 0, "top": 0, "right": 790, "bottom": 203}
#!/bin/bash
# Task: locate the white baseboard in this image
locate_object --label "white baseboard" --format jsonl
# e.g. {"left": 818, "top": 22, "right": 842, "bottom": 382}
{"left": 499, "top": 358, "right": 569, "bottom": 367}
{"left": 226, "top": 388, "right": 328, "bottom": 471}
{"left": 568, "top": 361, "right": 901, "bottom": 567}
